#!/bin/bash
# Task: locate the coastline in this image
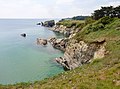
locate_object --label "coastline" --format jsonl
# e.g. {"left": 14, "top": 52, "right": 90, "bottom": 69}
{"left": 0, "top": 16, "right": 120, "bottom": 88}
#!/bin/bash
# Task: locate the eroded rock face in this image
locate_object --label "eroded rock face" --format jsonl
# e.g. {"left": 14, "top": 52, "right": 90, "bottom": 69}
{"left": 48, "top": 37, "right": 68, "bottom": 51}
{"left": 37, "top": 38, "right": 47, "bottom": 45}
{"left": 50, "top": 25, "right": 78, "bottom": 37}
{"left": 55, "top": 40, "right": 106, "bottom": 70}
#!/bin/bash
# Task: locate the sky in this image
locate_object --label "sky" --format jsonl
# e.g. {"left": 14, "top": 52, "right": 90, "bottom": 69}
{"left": 0, "top": 0, "right": 119, "bottom": 18}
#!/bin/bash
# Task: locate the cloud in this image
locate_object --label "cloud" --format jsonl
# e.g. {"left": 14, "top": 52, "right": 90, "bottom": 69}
{"left": 0, "top": 0, "right": 49, "bottom": 18}
{"left": 56, "top": 0, "right": 74, "bottom": 5}
{"left": 0, "top": 0, "right": 119, "bottom": 18}
{"left": 102, "top": 1, "right": 120, "bottom": 7}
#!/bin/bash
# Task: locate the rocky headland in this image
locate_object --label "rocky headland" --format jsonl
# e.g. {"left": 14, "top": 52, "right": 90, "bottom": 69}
{"left": 39, "top": 19, "right": 108, "bottom": 70}
{"left": 41, "top": 20, "right": 55, "bottom": 27}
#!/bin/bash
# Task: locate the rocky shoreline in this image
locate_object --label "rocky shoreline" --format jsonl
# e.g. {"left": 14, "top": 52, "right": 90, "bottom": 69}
{"left": 55, "top": 39, "right": 106, "bottom": 70}
{"left": 38, "top": 20, "right": 106, "bottom": 70}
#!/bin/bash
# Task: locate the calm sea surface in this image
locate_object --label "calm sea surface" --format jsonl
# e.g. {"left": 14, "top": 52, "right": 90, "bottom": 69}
{"left": 0, "top": 19, "right": 64, "bottom": 84}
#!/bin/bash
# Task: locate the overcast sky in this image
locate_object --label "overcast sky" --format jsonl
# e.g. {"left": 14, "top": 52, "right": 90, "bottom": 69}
{"left": 0, "top": 0, "right": 119, "bottom": 18}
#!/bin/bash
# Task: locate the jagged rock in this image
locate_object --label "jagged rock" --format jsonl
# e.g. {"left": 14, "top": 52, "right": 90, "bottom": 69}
{"left": 50, "top": 25, "right": 78, "bottom": 38}
{"left": 55, "top": 40, "right": 106, "bottom": 70}
{"left": 42, "top": 20, "right": 55, "bottom": 27}
{"left": 48, "top": 37, "right": 68, "bottom": 51}
{"left": 37, "top": 38, "right": 47, "bottom": 45}
{"left": 50, "top": 25, "right": 67, "bottom": 34}
{"left": 21, "top": 33, "right": 26, "bottom": 37}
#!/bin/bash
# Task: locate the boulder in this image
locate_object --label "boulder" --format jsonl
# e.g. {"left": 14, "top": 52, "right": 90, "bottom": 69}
{"left": 21, "top": 33, "right": 26, "bottom": 37}
{"left": 37, "top": 38, "right": 47, "bottom": 45}
{"left": 37, "top": 23, "right": 41, "bottom": 25}
{"left": 49, "top": 37, "right": 68, "bottom": 51}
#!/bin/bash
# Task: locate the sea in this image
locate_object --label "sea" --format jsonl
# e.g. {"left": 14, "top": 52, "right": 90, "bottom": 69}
{"left": 0, "top": 19, "right": 64, "bottom": 84}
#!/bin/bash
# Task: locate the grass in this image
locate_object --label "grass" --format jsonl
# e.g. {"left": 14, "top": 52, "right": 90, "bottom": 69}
{"left": 56, "top": 20, "right": 85, "bottom": 28}
{"left": 0, "top": 17, "right": 120, "bottom": 89}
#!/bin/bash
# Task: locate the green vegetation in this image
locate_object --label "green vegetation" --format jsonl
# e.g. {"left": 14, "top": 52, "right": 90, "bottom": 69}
{"left": 92, "top": 6, "right": 120, "bottom": 20}
{"left": 74, "top": 16, "right": 120, "bottom": 42}
{"left": 56, "top": 20, "right": 85, "bottom": 28}
{"left": 1, "top": 5, "right": 120, "bottom": 88}
{"left": 59, "top": 16, "right": 89, "bottom": 21}
{"left": 0, "top": 16, "right": 120, "bottom": 89}
{"left": 72, "top": 16, "right": 89, "bottom": 20}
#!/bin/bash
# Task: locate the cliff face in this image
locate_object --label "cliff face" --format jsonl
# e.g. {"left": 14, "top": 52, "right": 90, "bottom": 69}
{"left": 51, "top": 25, "right": 72, "bottom": 37}
{"left": 56, "top": 39, "right": 106, "bottom": 70}
{"left": 48, "top": 37, "right": 69, "bottom": 51}
{"left": 51, "top": 25, "right": 80, "bottom": 38}
{"left": 50, "top": 20, "right": 108, "bottom": 70}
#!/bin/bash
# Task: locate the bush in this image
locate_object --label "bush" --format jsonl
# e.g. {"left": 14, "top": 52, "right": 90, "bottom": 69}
{"left": 85, "top": 17, "right": 95, "bottom": 25}
{"left": 99, "top": 16, "right": 114, "bottom": 25}
{"left": 56, "top": 20, "right": 85, "bottom": 28}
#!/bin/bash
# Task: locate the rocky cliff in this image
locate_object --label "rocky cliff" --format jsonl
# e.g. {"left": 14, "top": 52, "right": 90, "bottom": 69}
{"left": 56, "top": 39, "right": 106, "bottom": 70}
{"left": 48, "top": 37, "right": 69, "bottom": 51}
{"left": 52, "top": 17, "right": 114, "bottom": 70}
{"left": 50, "top": 20, "right": 84, "bottom": 38}
{"left": 50, "top": 25, "right": 75, "bottom": 37}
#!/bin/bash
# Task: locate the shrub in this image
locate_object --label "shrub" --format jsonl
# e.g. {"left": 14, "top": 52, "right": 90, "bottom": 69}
{"left": 85, "top": 17, "right": 95, "bottom": 25}
{"left": 99, "top": 16, "right": 114, "bottom": 25}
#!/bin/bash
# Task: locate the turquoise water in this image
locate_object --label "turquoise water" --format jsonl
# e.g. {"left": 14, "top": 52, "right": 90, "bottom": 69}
{"left": 0, "top": 19, "right": 64, "bottom": 84}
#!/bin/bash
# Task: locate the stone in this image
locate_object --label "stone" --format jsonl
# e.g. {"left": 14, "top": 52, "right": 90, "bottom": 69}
{"left": 21, "top": 33, "right": 26, "bottom": 37}
{"left": 94, "top": 45, "right": 106, "bottom": 59}
{"left": 55, "top": 40, "right": 106, "bottom": 70}
{"left": 116, "top": 27, "right": 120, "bottom": 30}
{"left": 37, "top": 38, "right": 47, "bottom": 45}
{"left": 49, "top": 37, "right": 68, "bottom": 51}
{"left": 37, "top": 23, "right": 41, "bottom": 25}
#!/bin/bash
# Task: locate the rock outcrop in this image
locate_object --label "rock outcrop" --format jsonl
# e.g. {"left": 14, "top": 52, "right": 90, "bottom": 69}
{"left": 21, "top": 33, "right": 26, "bottom": 37}
{"left": 55, "top": 40, "right": 106, "bottom": 70}
{"left": 41, "top": 20, "right": 55, "bottom": 27}
{"left": 50, "top": 25, "right": 77, "bottom": 37}
{"left": 37, "top": 38, "right": 47, "bottom": 45}
{"left": 48, "top": 37, "right": 69, "bottom": 51}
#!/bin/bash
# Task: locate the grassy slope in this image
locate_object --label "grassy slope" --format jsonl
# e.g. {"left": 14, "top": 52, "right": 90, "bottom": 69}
{"left": 56, "top": 20, "right": 85, "bottom": 28}
{"left": 0, "top": 17, "right": 120, "bottom": 89}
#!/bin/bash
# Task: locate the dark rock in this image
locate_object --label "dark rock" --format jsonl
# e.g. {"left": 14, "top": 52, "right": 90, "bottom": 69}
{"left": 41, "top": 22, "right": 44, "bottom": 26}
{"left": 37, "top": 23, "right": 41, "bottom": 25}
{"left": 21, "top": 33, "right": 26, "bottom": 37}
